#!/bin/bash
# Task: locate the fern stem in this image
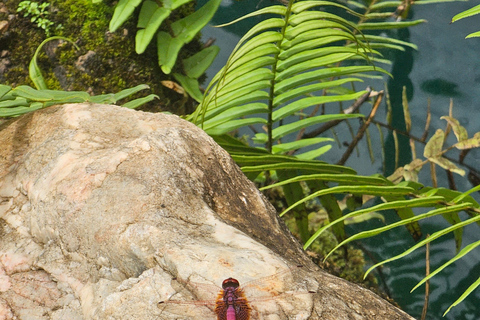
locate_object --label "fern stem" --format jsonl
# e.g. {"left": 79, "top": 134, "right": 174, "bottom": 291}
{"left": 266, "top": 0, "right": 295, "bottom": 153}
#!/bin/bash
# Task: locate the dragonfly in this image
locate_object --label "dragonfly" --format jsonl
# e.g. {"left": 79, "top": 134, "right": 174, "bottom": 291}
{"left": 157, "top": 265, "right": 316, "bottom": 320}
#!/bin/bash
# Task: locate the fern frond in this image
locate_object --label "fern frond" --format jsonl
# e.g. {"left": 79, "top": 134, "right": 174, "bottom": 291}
{"left": 191, "top": 0, "right": 388, "bottom": 157}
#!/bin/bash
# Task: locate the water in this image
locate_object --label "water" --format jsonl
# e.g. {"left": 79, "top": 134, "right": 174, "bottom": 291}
{"left": 198, "top": 1, "right": 480, "bottom": 319}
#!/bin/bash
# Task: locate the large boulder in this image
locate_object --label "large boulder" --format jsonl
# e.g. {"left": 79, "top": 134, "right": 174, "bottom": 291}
{"left": 0, "top": 104, "right": 414, "bottom": 319}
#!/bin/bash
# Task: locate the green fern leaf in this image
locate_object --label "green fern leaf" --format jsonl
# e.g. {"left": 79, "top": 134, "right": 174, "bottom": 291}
{"left": 136, "top": 1, "right": 170, "bottom": 54}
{"left": 109, "top": 0, "right": 142, "bottom": 32}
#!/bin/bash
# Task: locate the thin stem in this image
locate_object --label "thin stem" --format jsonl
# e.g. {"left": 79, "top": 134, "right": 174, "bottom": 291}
{"left": 266, "top": 0, "right": 294, "bottom": 153}
{"left": 337, "top": 91, "right": 384, "bottom": 165}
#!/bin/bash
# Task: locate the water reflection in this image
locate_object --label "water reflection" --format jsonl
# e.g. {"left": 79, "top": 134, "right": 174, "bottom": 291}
{"left": 420, "top": 78, "right": 461, "bottom": 97}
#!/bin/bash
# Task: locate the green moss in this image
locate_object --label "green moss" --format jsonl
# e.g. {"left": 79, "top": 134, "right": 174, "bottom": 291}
{"left": 1, "top": 0, "right": 204, "bottom": 114}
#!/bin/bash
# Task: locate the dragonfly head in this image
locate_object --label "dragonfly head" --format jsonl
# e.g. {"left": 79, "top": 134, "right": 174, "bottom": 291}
{"left": 222, "top": 277, "right": 240, "bottom": 290}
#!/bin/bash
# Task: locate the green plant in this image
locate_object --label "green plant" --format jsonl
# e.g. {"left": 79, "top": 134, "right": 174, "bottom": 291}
{"left": 0, "top": 84, "right": 157, "bottom": 117}
{"left": 0, "top": 38, "right": 158, "bottom": 117}
{"left": 17, "top": 1, "right": 62, "bottom": 36}
{"left": 186, "top": 0, "right": 480, "bottom": 316}
{"left": 108, "top": 0, "right": 221, "bottom": 102}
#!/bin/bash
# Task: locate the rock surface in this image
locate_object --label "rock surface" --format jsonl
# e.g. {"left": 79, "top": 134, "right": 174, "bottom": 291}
{"left": 0, "top": 103, "right": 415, "bottom": 319}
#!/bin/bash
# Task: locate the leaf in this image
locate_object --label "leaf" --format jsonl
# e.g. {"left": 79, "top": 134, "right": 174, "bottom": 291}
{"left": 403, "top": 158, "right": 424, "bottom": 182}
{"left": 136, "top": 1, "right": 171, "bottom": 54}
{"left": 453, "top": 184, "right": 480, "bottom": 204}
{"left": 11, "top": 85, "right": 54, "bottom": 101}
{"left": 451, "top": 4, "right": 480, "bottom": 23}
{"left": 358, "top": 20, "right": 426, "bottom": 30}
{"left": 282, "top": 185, "right": 416, "bottom": 218}
{"left": 411, "top": 239, "right": 480, "bottom": 293}
{"left": 416, "top": 0, "right": 469, "bottom": 4}
{"left": 214, "top": 6, "right": 287, "bottom": 28}
{"left": 441, "top": 116, "right": 468, "bottom": 142}
{"left": 260, "top": 173, "right": 389, "bottom": 188}
{"left": 206, "top": 118, "right": 268, "bottom": 136}
{"left": 455, "top": 132, "right": 480, "bottom": 150}
{"left": 29, "top": 37, "right": 78, "bottom": 90}
{"left": 246, "top": 162, "right": 357, "bottom": 176}
{"left": 296, "top": 145, "right": 332, "bottom": 159}
{"left": 284, "top": 20, "right": 353, "bottom": 42}
{"left": 429, "top": 156, "right": 466, "bottom": 176}
{"left": 466, "top": 31, "right": 480, "bottom": 39}
{"left": 0, "top": 85, "right": 12, "bottom": 99}
{"left": 423, "top": 129, "right": 444, "bottom": 158}
{"left": 345, "top": 211, "right": 385, "bottom": 224}
{"left": 113, "top": 84, "right": 150, "bottom": 101}
{"left": 384, "top": 195, "right": 422, "bottom": 241}
{"left": 360, "top": 204, "right": 476, "bottom": 272}
{"left": 443, "top": 277, "right": 480, "bottom": 316}
{"left": 109, "top": 0, "right": 142, "bottom": 32}
{"left": 161, "top": 80, "right": 186, "bottom": 95}
{"left": 162, "top": 0, "right": 193, "bottom": 10}
{"left": 274, "top": 66, "right": 390, "bottom": 93}
{"left": 0, "top": 97, "right": 29, "bottom": 109}
{"left": 87, "top": 94, "right": 116, "bottom": 104}
{"left": 171, "top": 0, "right": 222, "bottom": 43}
{"left": 0, "top": 103, "right": 43, "bottom": 117}
{"left": 273, "top": 77, "right": 363, "bottom": 106}
{"left": 272, "top": 138, "right": 333, "bottom": 154}
{"left": 183, "top": 46, "right": 220, "bottom": 79}
{"left": 172, "top": 73, "right": 203, "bottom": 102}
{"left": 273, "top": 91, "right": 367, "bottom": 121}
{"left": 45, "top": 90, "right": 92, "bottom": 103}
{"left": 269, "top": 114, "right": 364, "bottom": 142}
{"left": 402, "top": 86, "right": 411, "bottom": 133}
{"left": 280, "top": 34, "right": 359, "bottom": 62}
{"left": 121, "top": 94, "right": 159, "bottom": 109}
{"left": 276, "top": 52, "right": 365, "bottom": 80}
{"left": 157, "top": 31, "right": 183, "bottom": 74}
{"left": 203, "top": 103, "right": 268, "bottom": 129}
{"left": 303, "top": 196, "right": 446, "bottom": 249}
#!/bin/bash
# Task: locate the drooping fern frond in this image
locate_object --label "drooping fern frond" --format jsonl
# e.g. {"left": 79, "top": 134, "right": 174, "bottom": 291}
{"left": 0, "top": 84, "right": 157, "bottom": 117}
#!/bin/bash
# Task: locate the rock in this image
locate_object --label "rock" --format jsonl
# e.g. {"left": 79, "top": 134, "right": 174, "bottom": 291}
{"left": 0, "top": 103, "right": 415, "bottom": 319}
{"left": 75, "top": 51, "right": 98, "bottom": 74}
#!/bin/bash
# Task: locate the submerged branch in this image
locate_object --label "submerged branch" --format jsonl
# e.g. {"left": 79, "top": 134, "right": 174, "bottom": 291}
{"left": 337, "top": 91, "right": 384, "bottom": 165}
{"left": 302, "top": 88, "right": 373, "bottom": 140}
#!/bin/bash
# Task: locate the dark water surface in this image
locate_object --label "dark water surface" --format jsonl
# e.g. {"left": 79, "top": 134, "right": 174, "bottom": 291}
{"left": 198, "top": 1, "right": 480, "bottom": 319}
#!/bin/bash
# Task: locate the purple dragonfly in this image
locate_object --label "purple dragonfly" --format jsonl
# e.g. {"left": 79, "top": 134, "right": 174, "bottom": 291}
{"left": 157, "top": 265, "right": 316, "bottom": 320}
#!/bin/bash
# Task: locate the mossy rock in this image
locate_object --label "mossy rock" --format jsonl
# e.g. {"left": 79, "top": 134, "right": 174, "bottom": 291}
{"left": 0, "top": 0, "right": 203, "bottom": 114}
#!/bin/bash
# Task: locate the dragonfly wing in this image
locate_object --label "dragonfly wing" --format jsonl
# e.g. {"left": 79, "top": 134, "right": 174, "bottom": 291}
{"left": 158, "top": 299, "right": 218, "bottom": 319}
{"left": 240, "top": 265, "right": 302, "bottom": 299}
{"left": 156, "top": 277, "right": 220, "bottom": 319}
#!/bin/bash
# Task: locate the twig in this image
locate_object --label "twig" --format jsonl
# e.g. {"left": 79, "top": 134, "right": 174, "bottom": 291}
{"left": 371, "top": 119, "right": 479, "bottom": 175}
{"left": 420, "top": 234, "right": 431, "bottom": 320}
{"left": 301, "top": 88, "right": 373, "bottom": 139}
{"left": 421, "top": 98, "right": 431, "bottom": 142}
{"left": 337, "top": 91, "right": 384, "bottom": 165}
